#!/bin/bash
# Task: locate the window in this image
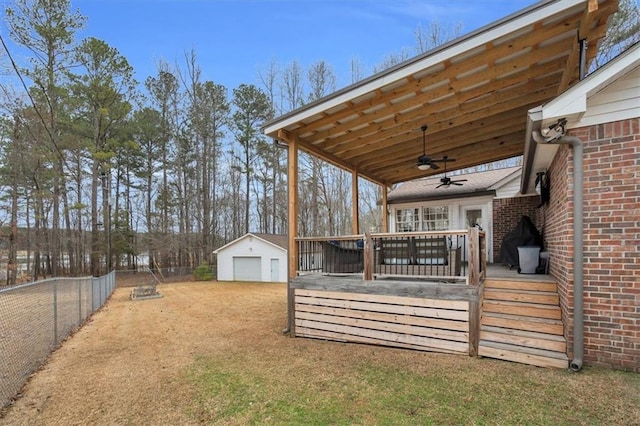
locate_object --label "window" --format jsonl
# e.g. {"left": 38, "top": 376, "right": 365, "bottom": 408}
{"left": 395, "top": 208, "right": 420, "bottom": 232}
{"left": 422, "top": 206, "right": 449, "bottom": 231}
{"left": 395, "top": 206, "right": 450, "bottom": 232}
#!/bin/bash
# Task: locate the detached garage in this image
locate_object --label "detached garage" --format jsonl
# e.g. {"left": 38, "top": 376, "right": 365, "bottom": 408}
{"left": 213, "top": 233, "right": 288, "bottom": 283}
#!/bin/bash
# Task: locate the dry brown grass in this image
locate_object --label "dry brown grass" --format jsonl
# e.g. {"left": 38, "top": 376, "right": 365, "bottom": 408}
{"left": 1, "top": 281, "right": 638, "bottom": 425}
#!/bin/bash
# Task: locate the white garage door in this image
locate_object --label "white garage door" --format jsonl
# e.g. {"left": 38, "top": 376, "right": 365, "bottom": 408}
{"left": 233, "top": 257, "right": 261, "bottom": 281}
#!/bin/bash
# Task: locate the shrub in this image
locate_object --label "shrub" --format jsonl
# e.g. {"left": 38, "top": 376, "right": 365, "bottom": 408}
{"left": 194, "top": 263, "right": 214, "bottom": 281}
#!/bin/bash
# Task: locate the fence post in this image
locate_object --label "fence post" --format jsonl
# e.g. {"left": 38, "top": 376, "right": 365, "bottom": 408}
{"left": 78, "top": 279, "right": 82, "bottom": 326}
{"left": 53, "top": 280, "right": 58, "bottom": 345}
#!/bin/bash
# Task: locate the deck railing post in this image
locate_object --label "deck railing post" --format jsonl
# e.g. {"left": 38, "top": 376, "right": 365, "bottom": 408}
{"left": 363, "top": 232, "right": 373, "bottom": 281}
{"left": 468, "top": 227, "right": 480, "bottom": 286}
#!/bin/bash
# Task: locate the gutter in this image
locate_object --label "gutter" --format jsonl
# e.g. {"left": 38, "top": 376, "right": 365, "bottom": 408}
{"left": 532, "top": 122, "right": 584, "bottom": 372}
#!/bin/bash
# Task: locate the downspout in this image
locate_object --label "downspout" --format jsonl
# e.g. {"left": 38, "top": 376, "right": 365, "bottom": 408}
{"left": 532, "top": 124, "right": 584, "bottom": 372}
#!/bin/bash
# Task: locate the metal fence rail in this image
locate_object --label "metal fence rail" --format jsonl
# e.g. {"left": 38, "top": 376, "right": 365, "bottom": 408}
{"left": 0, "top": 272, "right": 116, "bottom": 409}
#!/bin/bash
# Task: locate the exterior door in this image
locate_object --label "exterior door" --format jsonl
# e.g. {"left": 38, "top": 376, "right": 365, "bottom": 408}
{"left": 270, "top": 258, "right": 279, "bottom": 282}
{"left": 461, "top": 205, "right": 491, "bottom": 262}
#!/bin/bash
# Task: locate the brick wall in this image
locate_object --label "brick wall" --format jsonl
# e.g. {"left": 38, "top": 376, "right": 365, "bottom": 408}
{"left": 541, "top": 118, "right": 640, "bottom": 372}
{"left": 492, "top": 195, "right": 541, "bottom": 263}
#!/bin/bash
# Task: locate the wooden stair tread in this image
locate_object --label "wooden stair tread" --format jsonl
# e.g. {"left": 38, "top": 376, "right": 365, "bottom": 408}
{"left": 480, "top": 327, "right": 567, "bottom": 353}
{"left": 481, "top": 313, "right": 564, "bottom": 335}
{"left": 480, "top": 325, "right": 566, "bottom": 342}
{"left": 484, "top": 279, "right": 557, "bottom": 292}
{"left": 479, "top": 340, "right": 568, "bottom": 359}
{"left": 478, "top": 342, "right": 568, "bottom": 369}
{"left": 482, "top": 300, "right": 562, "bottom": 320}
{"left": 481, "top": 312, "right": 563, "bottom": 325}
{"left": 484, "top": 289, "right": 559, "bottom": 305}
{"left": 483, "top": 299, "right": 560, "bottom": 309}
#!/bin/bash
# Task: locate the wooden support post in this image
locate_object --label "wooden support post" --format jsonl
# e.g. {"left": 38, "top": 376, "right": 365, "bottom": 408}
{"left": 381, "top": 185, "right": 388, "bottom": 233}
{"left": 468, "top": 227, "right": 480, "bottom": 286}
{"left": 363, "top": 232, "right": 373, "bottom": 281}
{"left": 352, "top": 169, "right": 359, "bottom": 234}
{"left": 287, "top": 139, "right": 298, "bottom": 336}
{"left": 468, "top": 291, "right": 481, "bottom": 357}
{"left": 288, "top": 141, "right": 298, "bottom": 280}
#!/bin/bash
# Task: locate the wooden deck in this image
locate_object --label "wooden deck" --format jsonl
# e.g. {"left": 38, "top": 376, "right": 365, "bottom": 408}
{"left": 289, "top": 266, "right": 568, "bottom": 369}
{"left": 485, "top": 263, "right": 555, "bottom": 282}
{"left": 291, "top": 275, "right": 481, "bottom": 356}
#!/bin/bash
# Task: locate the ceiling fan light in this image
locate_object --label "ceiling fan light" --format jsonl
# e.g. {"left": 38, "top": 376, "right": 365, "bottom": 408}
{"left": 418, "top": 163, "right": 431, "bottom": 171}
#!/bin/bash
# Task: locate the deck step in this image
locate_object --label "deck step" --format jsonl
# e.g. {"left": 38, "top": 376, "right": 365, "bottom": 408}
{"left": 482, "top": 312, "right": 564, "bottom": 335}
{"left": 478, "top": 340, "right": 568, "bottom": 369}
{"left": 484, "top": 288, "right": 559, "bottom": 305}
{"left": 484, "top": 279, "right": 557, "bottom": 292}
{"left": 479, "top": 275, "right": 567, "bottom": 369}
{"left": 482, "top": 299, "right": 562, "bottom": 320}
{"left": 480, "top": 326, "right": 566, "bottom": 352}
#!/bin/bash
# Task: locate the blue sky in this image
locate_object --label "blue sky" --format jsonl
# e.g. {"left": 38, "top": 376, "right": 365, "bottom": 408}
{"left": 72, "top": 0, "right": 537, "bottom": 91}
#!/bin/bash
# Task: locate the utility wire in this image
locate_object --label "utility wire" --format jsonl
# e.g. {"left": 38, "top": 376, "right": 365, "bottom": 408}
{"left": 0, "top": 33, "right": 66, "bottom": 163}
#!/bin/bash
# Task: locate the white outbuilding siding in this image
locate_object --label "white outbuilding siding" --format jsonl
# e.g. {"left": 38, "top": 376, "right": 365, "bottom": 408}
{"left": 213, "top": 233, "right": 288, "bottom": 283}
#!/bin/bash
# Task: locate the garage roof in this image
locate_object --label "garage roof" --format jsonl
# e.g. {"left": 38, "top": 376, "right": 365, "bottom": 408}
{"left": 213, "top": 233, "right": 288, "bottom": 254}
{"left": 263, "top": 0, "right": 618, "bottom": 186}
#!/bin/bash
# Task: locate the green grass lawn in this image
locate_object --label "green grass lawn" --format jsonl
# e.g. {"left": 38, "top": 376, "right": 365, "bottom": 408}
{"left": 185, "top": 341, "right": 640, "bottom": 425}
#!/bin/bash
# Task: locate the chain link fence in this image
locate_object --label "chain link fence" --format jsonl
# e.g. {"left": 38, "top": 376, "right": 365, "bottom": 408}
{"left": 115, "top": 266, "right": 196, "bottom": 287}
{"left": 0, "top": 272, "right": 116, "bottom": 409}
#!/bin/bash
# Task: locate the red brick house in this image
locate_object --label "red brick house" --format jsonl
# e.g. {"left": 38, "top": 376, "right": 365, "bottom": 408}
{"left": 521, "top": 42, "right": 640, "bottom": 371}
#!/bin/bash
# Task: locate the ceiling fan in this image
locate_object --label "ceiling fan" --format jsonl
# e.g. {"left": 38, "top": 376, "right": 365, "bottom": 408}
{"left": 436, "top": 156, "right": 467, "bottom": 188}
{"left": 416, "top": 125, "right": 441, "bottom": 170}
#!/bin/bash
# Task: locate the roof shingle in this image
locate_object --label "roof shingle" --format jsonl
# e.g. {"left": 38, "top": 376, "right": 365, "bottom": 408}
{"left": 388, "top": 166, "right": 521, "bottom": 203}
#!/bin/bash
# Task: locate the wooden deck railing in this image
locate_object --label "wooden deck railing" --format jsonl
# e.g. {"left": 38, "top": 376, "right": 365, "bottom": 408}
{"left": 295, "top": 229, "right": 486, "bottom": 285}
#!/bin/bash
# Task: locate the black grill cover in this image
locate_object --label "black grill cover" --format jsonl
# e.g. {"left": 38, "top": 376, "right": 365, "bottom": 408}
{"left": 500, "top": 216, "right": 543, "bottom": 268}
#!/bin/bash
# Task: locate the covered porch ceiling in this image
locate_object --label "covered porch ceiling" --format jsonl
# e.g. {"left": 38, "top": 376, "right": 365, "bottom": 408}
{"left": 263, "top": 0, "right": 618, "bottom": 187}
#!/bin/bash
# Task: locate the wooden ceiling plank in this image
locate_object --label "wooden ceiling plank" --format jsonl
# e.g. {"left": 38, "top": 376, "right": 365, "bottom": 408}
{"left": 340, "top": 106, "right": 528, "bottom": 167}
{"left": 381, "top": 135, "right": 525, "bottom": 184}
{"left": 364, "top": 127, "right": 527, "bottom": 177}
{"left": 350, "top": 86, "right": 551, "bottom": 170}
{"left": 359, "top": 115, "right": 527, "bottom": 172}
{"left": 327, "top": 64, "right": 563, "bottom": 155}
{"left": 295, "top": 11, "right": 585, "bottom": 136}
{"left": 330, "top": 73, "right": 560, "bottom": 159}
{"left": 556, "top": 0, "right": 617, "bottom": 93}
{"left": 309, "top": 41, "right": 571, "bottom": 147}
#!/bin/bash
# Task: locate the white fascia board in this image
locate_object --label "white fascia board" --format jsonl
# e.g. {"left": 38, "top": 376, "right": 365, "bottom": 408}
{"left": 541, "top": 43, "right": 640, "bottom": 125}
{"left": 520, "top": 106, "right": 543, "bottom": 194}
{"left": 542, "top": 94, "right": 587, "bottom": 125}
{"left": 263, "top": 0, "right": 585, "bottom": 136}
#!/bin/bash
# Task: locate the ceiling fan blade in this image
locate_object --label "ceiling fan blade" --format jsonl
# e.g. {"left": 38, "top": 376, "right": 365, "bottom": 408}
{"left": 430, "top": 163, "right": 440, "bottom": 170}
{"left": 436, "top": 183, "right": 445, "bottom": 188}
{"left": 452, "top": 182, "right": 464, "bottom": 186}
